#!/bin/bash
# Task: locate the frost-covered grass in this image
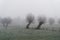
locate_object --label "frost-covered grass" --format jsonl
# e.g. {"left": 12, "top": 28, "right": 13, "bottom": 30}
{"left": 0, "top": 24, "right": 60, "bottom": 40}
{"left": 0, "top": 30, "right": 16, "bottom": 40}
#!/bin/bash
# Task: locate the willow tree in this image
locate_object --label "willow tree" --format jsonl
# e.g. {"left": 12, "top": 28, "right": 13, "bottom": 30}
{"left": 36, "top": 16, "right": 46, "bottom": 29}
{"left": 26, "top": 13, "right": 34, "bottom": 29}
{"left": 1, "top": 17, "right": 12, "bottom": 29}
{"left": 57, "top": 18, "right": 60, "bottom": 24}
{"left": 49, "top": 18, "right": 55, "bottom": 25}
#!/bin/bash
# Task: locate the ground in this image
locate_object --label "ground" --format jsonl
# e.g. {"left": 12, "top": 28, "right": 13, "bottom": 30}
{"left": 0, "top": 24, "right": 60, "bottom": 40}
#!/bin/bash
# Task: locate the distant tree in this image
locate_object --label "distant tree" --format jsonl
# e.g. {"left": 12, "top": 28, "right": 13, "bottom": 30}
{"left": 26, "top": 13, "right": 34, "bottom": 29}
{"left": 36, "top": 16, "right": 46, "bottom": 29}
{"left": 57, "top": 19, "right": 60, "bottom": 24}
{"left": 1, "top": 17, "right": 12, "bottom": 29}
{"left": 0, "top": 17, "right": 2, "bottom": 23}
{"left": 48, "top": 18, "right": 55, "bottom": 25}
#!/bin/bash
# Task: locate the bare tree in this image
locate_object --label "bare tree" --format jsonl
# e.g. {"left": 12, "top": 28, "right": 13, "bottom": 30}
{"left": 36, "top": 16, "right": 46, "bottom": 29}
{"left": 1, "top": 17, "right": 12, "bottom": 29}
{"left": 57, "top": 18, "right": 60, "bottom": 24}
{"left": 26, "top": 13, "right": 34, "bottom": 29}
{"left": 0, "top": 17, "right": 2, "bottom": 23}
{"left": 48, "top": 18, "right": 55, "bottom": 25}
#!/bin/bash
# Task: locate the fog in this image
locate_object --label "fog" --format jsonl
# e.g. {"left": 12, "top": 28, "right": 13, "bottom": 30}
{"left": 0, "top": 0, "right": 60, "bottom": 19}
{"left": 0, "top": 1, "right": 60, "bottom": 40}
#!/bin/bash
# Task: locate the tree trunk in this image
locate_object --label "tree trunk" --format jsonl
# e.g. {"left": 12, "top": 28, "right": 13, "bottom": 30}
{"left": 5, "top": 24, "right": 8, "bottom": 29}
{"left": 36, "top": 22, "right": 43, "bottom": 29}
{"left": 3, "top": 24, "right": 5, "bottom": 27}
{"left": 3, "top": 23, "right": 8, "bottom": 29}
{"left": 26, "top": 22, "right": 31, "bottom": 29}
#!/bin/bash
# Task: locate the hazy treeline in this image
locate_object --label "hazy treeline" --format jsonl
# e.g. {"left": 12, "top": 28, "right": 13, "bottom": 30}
{"left": 0, "top": 13, "right": 60, "bottom": 30}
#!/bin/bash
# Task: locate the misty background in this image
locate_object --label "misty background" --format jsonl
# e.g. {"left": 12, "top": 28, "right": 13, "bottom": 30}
{"left": 0, "top": 0, "right": 60, "bottom": 19}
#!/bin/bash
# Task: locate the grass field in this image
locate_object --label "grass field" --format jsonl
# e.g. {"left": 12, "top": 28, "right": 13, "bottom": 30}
{"left": 0, "top": 24, "right": 60, "bottom": 40}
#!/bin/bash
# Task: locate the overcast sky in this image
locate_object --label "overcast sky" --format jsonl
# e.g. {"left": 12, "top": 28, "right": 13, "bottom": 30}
{"left": 0, "top": 0, "right": 60, "bottom": 19}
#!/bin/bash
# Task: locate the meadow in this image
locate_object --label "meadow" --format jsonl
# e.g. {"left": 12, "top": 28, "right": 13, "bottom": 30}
{"left": 0, "top": 24, "right": 60, "bottom": 40}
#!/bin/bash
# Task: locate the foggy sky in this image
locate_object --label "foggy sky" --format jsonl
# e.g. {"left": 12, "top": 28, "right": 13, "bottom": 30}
{"left": 0, "top": 0, "right": 60, "bottom": 19}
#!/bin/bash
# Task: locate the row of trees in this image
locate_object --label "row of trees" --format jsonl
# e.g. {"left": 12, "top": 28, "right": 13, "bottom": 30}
{"left": 26, "top": 13, "right": 60, "bottom": 29}
{"left": 0, "top": 13, "right": 60, "bottom": 29}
